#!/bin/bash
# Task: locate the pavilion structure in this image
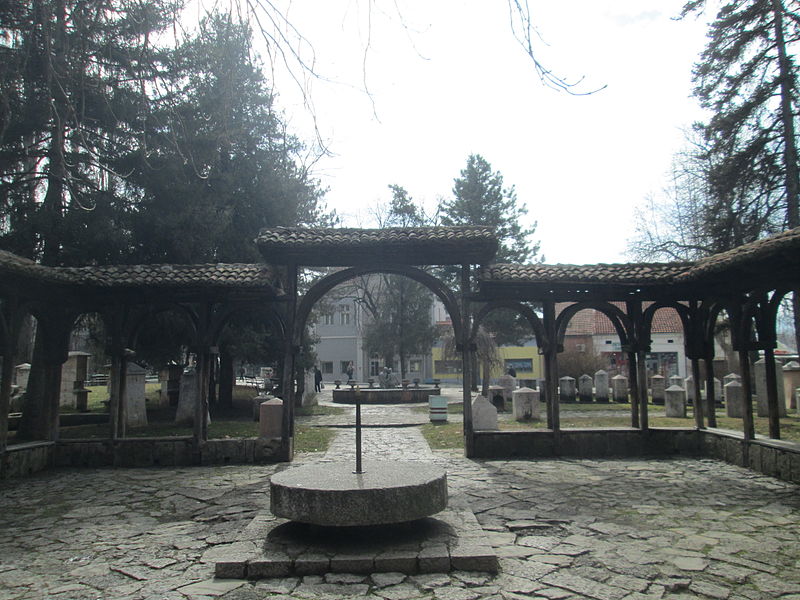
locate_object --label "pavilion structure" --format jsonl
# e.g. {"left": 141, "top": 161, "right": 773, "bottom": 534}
{"left": 1, "top": 225, "right": 799, "bottom": 481}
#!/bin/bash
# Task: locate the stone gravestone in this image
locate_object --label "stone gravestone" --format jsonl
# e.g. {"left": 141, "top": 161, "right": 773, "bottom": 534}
{"left": 725, "top": 380, "right": 744, "bottom": 418}
{"left": 714, "top": 378, "right": 723, "bottom": 405}
{"left": 536, "top": 378, "right": 547, "bottom": 404}
{"left": 594, "top": 370, "right": 609, "bottom": 403}
{"left": 512, "top": 387, "right": 540, "bottom": 421}
{"left": 175, "top": 367, "right": 211, "bottom": 426}
{"left": 124, "top": 362, "right": 148, "bottom": 428}
{"left": 160, "top": 363, "right": 183, "bottom": 407}
{"left": 499, "top": 373, "right": 516, "bottom": 408}
{"left": 59, "top": 351, "right": 91, "bottom": 409}
{"left": 685, "top": 375, "right": 695, "bottom": 405}
{"left": 559, "top": 376, "right": 576, "bottom": 403}
{"left": 651, "top": 375, "right": 666, "bottom": 405}
{"left": 488, "top": 385, "right": 505, "bottom": 412}
{"left": 578, "top": 374, "right": 593, "bottom": 403}
{"left": 754, "top": 358, "right": 786, "bottom": 417}
{"left": 783, "top": 361, "right": 800, "bottom": 410}
{"left": 611, "top": 374, "right": 628, "bottom": 403}
{"left": 665, "top": 385, "right": 687, "bottom": 418}
{"left": 14, "top": 363, "right": 31, "bottom": 392}
{"left": 259, "top": 398, "right": 283, "bottom": 438}
{"left": 669, "top": 375, "right": 684, "bottom": 390}
{"left": 472, "top": 396, "right": 498, "bottom": 431}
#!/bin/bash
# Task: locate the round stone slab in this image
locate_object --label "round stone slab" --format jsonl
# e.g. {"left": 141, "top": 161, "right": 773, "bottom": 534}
{"left": 270, "top": 461, "right": 448, "bottom": 527}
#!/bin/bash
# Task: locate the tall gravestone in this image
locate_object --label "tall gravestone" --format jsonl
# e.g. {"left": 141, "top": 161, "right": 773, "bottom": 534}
{"left": 578, "top": 374, "right": 593, "bottom": 403}
{"left": 512, "top": 387, "right": 540, "bottom": 421}
{"left": 472, "top": 396, "right": 498, "bottom": 431}
{"left": 14, "top": 363, "right": 31, "bottom": 392}
{"left": 783, "top": 361, "right": 800, "bottom": 410}
{"left": 498, "top": 373, "right": 516, "bottom": 408}
{"left": 124, "top": 362, "right": 148, "bottom": 427}
{"left": 594, "top": 370, "right": 609, "bottom": 403}
{"left": 59, "top": 351, "right": 91, "bottom": 409}
{"left": 725, "top": 380, "right": 744, "bottom": 418}
{"left": 175, "top": 367, "right": 210, "bottom": 426}
{"left": 611, "top": 374, "right": 628, "bottom": 403}
{"left": 685, "top": 375, "right": 695, "bottom": 404}
{"left": 665, "top": 385, "right": 687, "bottom": 418}
{"left": 754, "top": 358, "right": 786, "bottom": 417}
{"left": 559, "top": 376, "right": 576, "bottom": 403}
{"left": 651, "top": 375, "right": 666, "bottom": 405}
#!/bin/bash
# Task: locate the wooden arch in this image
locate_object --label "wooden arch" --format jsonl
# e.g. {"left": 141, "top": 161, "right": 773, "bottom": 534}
{"left": 554, "top": 301, "right": 632, "bottom": 348}
{"left": 470, "top": 301, "right": 546, "bottom": 348}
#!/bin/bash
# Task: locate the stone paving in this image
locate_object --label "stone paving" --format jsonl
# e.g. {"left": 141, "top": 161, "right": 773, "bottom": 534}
{"left": 1, "top": 400, "right": 799, "bottom": 599}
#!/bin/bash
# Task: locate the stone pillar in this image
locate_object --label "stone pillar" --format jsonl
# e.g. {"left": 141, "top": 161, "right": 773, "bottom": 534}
{"left": 124, "top": 362, "right": 148, "bottom": 428}
{"left": 611, "top": 374, "right": 628, "bottom": 403}
{"left": 498, "top": 373, "right": 516, "bottom": 408}
{"left": 725, "top": 380, "right": 744, "bottom": 418}
{"left": 59, "top": 351, "right": 91, "bottom": 410}
{"left": 559, "top": 376, "right": 576, "bottom": 403}
{"left": 651, "top": 375, "right": 666, "bottom": 405}
{"left": 578, "top": 374, "right": 593, "bottom": 403}
{"left": 685, "top": 375, "right": 695, "bottom": 404}
{"left": 14, "top": 363, "right": 31, "bottom": 391}
{"left": 259, "top": 398, "right": 283, "bottom": 438}
{"left": 512, "top": 387, "right": 540, "bottom": 421}
{"left": 472, "top": 396, "right": 498, "bottom": 431}
{"left": 594, "top": 370, "right": 609, "bottom": 403}
{"left": 755, "top": 358, "right": 786, "bottom": 418}
{"left": 783, "top": 361, "right": 800, "bottom": 410}
{"left": 665, "top": 385, "right": 687, "bottom": 418}
{"left": 176, "top": 367, "right": 211, "bottom": 426}
{"left": 722, "top": 373, "right": 741, "bottom": 399}
{"left": 160, "top": 363, "right": 182, "bottom": 407}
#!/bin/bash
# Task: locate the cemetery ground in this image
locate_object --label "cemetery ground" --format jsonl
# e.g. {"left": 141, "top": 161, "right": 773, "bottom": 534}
{"left": 0, "top": 390, "right": 799, "bottom": 599}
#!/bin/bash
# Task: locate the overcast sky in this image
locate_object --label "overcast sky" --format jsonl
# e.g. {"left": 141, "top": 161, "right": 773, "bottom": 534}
{"left": 264, "top": 1, "right": 712, "bottom": 264}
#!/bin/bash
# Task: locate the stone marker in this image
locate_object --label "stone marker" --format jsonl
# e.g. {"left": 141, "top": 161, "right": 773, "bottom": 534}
{"left": 124, "top": 362, "right": 148, "bottom": 427}
{"left": 725, "top": 380, "right": 744, "bottom": 418}
{"left": 59, "top": 351, "right": 91, "bottom": 409}
{"left": 488, "top": 385, "right": 505, "bottom": 412}
{"left": 783, "top": 361, "right": 800, "bottom": 410}
{"left": 160, "top": 363, "right": 182, "bottom": 407}
{"left": 754, "top": 358, "right": 786, "bottom": 417}
{"left": 685, "top": 375, "right": 695, "bottom": 404}
{"left": 723, "top": 373, "right": 741, "bottom": 397}
{"left": 578, "top": 374, "right": 593, "bottom": 403}
{"left": 714, "top": 377, "right": 723, "bottom": 405}
{"left": 651, "top": 375, "right": 666, "bottom": 405}
{"left": 594, "top": 370, "right": 609, "bottom": 403}
{"left": 259, "top": 398, "right": 283, "bottom": 438}
{"left": 14, "top": 363, "right": 31, "bottom": 392}
{"left": 665, "top": 385, "right": 687, "bottom": 418}
{"left": 175, "top": 367, "right": 210, "bottom": 426}
{"left": 472, "top": 396, "right": 498, "bottom": 431}
{"left": 512, "top": 387, "right": 539, "bottom": 421}
{"left": 612, "top": 374, "right": 628, "bottom": 403}
{"left": 498, "top": 373, "right": 516, "bottom": 408}
{"left": 559, "top": 376, "right": 576, "bottom": 403}
{"left": 669, "top": 375, "right": 684, "bottom": 390}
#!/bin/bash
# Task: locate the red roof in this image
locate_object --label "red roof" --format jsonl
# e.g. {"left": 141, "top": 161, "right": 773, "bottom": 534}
{"left": 558, "top": 302, "right": 684, "bottom": 336}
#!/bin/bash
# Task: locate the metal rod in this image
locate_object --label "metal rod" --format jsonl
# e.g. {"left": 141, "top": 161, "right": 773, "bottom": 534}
{"left": 354, "top": 391, "right": 362, "bottom": 474}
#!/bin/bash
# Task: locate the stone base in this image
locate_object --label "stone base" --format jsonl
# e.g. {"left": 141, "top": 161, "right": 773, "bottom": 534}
{"left": 213, "top": 497, "right": 497, "bottom": 579}
{"left": 270, "top": 461, "right": 447, "bottom": 526}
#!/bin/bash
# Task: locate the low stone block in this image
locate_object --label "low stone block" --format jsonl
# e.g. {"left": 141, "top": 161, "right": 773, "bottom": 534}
{"left": 450, "top": 545, "right": 498, "bottom": 573}
{"left": 374, "top": 552, "right": 417, "bottom": 573}
{"left": 418, "top": 546, "right": 450, "bottom": 574}
{"left": 215, "top": 560, "right": 246, "bottom": 579}
{"left": 293, "top": 554, "right": 330, "bottom": 575}
{"left": 329, "top": 555, "right": 375, "bottom": 574}
{"left": 248, "top": 557, "right": 292, "bottom": 578}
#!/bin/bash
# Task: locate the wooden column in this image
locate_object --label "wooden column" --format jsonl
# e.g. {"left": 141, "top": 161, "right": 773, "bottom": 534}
{"left": 763, "top": 346, "right": 781, "bottom": 439}
{"left": 281, "top": 263, "right": 298, "bottom": 459}
{"left": 627, "top": 350, "right": 640, "bottom": 428}
{"left": 542, "top": 301, "right": 559, "bottom": 434}
{"left": 0, "top": 300, "right": 20, "bottom": 453}
{"left": 691, "top": 357, "right": 705, "bottom": 429}
{"left": 460, "top": 264, "right": 474, "bottom": 457}
{"left": 637, "top": 348, "right": 649, "bottom": 431}
{"left": 704, "top": 348, "right": 718, "bottom": 428}
{"left": 738, "top": 350, "right": 756, "bottom": 441}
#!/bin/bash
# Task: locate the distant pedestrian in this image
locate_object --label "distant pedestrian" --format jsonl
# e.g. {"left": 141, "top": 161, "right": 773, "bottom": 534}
{"left": 346, "top": 361, "right": 354, "bottom": 381}
{"left": 507, "top": 366, "right": 517, "bottom": 377}
{"left": 314, "top": 366, "right": 323, "bottom": 392}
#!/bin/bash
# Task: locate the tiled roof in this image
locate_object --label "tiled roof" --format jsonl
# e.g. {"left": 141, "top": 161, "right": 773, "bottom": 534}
{"left": 681, "top": 226, "right": 800, "bottom": 281}
{"left": 60, "top": 263, "right": 279, "bottom": 289}
{"left": 0, "top": 249, "right": 74, "bottom": 284}
{"left": 559, "top": 302, "right": 684, "bottom": 336}
{"left": 480, "top": 262, "right": 692, "bottom": 284}
{"left": 256, "top": 226, "right": 498, "bottom": 266}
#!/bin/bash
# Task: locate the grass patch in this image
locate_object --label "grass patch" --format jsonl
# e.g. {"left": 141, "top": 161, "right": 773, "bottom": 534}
{"left": 421, "top": 422, "right": 463, "bottom": 449}
{"left": 295, "top": 404, "right": 346, "bottom": 417}
{"left": 295, "top": 425, "right": 335, "bottom": 453}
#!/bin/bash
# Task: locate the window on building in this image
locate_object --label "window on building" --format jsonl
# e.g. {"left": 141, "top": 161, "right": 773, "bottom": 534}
{"left": 370, "top": 359, "right": 380, "bottom": 377}
{"left": 505, "top": 358, "right": 532, "bottom": 372}
{"left": 340, "top": 304, "right": 351, "bottom": 325}
{"left": 321, "top": 362, "right": 333, "bottom": 374}
{"left": 323, "top": 313, "right": 334, "bottom": 325}
{"left": 409, "top": 359, "right": 422, "bottom": 373}
{"left": 340, "top": 361, "right": 350, "bottom": 375}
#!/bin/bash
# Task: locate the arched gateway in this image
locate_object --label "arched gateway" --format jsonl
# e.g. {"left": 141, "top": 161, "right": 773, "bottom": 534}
{"left": 0, "top": 226, "right": 799, "bottom": 480}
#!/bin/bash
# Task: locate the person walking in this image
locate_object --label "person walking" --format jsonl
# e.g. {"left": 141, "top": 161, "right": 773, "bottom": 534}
{"left": 314, "top": 366, "right": 323, "bottom": 392}
{"left": 346, "top": 361, "right": 355, "bottom": 382}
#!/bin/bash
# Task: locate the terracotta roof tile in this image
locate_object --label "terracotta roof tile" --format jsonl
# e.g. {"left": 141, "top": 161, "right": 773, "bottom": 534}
{"left": 480, "top": 262, "right": 692, "bottom": 284}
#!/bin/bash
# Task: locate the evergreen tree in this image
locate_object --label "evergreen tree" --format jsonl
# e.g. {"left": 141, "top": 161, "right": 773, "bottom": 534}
{"left": 441, "top": 154, "right": 540, "bottom": 264}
